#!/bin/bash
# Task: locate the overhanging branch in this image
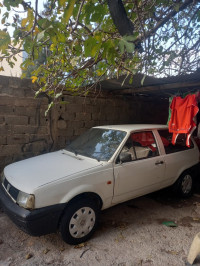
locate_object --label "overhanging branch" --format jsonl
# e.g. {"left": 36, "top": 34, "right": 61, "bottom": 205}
{"left": 107, "top": 0, "right": 195, "bottom": 45}
{"left": 107, "top": 0, "right": 135, "bottom": 36}
{"left": 144, "top": 0, "right": 194, "bottom": 41}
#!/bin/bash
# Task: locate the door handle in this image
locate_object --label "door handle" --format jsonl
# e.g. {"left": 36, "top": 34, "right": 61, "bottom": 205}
{"left": 155, "top": 161, "right": 164, "bottom": 165}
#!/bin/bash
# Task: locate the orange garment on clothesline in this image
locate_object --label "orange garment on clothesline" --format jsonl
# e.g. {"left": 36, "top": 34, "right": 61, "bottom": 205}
{"left": 168, "top": 94, "right": 199, "bottom": 147}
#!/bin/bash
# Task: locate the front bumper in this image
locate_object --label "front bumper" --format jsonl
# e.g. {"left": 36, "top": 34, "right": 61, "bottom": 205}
{"left": 0, "top": 184, "right": 66, "bottom": 236}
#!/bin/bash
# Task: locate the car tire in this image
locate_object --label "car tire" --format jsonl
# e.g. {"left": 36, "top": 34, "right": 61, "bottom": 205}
{"left": 173, "top": 170, "right": 194, "bottom": 198}
{"left": 59, "top": 198, "right": 99, "bottom": 245}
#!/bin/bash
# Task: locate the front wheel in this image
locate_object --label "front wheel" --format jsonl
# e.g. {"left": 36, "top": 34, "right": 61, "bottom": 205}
{"left": 173, "top": 170, "right": 194, "bottom": 198}
{"left": 59, "top": 198, "right": 99, "bottom": 245}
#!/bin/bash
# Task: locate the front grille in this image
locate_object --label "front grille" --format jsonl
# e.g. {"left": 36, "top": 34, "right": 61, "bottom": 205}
{"left": 3, "top": 178, "right": 19, "bottom": 201}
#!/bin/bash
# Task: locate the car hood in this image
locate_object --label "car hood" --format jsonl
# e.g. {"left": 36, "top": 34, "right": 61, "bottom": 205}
{"left": 4, "top": 150, "right": 103, "bottom": 193}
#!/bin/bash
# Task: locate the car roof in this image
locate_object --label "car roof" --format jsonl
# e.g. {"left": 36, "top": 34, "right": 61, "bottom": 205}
{"left": 94, "top": 124, "right": 168, "bottom": 132}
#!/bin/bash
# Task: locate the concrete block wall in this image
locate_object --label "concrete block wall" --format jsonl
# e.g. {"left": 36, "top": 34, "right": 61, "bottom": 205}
{"left": 53, "top": 94, "right": 141, "bottom": 150}
{"left": 0, "top": 76, "right": 52, "bottom": 172}
{"left": 0, "top": 75, "right": 168, "bottom": 172}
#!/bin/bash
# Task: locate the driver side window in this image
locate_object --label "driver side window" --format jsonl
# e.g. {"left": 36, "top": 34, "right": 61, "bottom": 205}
{"left": 119, "top": 131, "right": 159, "bottom": 163}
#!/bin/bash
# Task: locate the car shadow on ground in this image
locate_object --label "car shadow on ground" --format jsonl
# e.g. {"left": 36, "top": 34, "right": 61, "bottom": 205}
{"left": 96, "top": 180, "right": 200, "bottom": 238}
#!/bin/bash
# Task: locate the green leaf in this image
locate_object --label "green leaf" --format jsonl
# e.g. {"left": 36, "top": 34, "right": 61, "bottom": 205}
{"left": 91, "top": 43, "right": 101, "bottom": 57}
{"left": 119, "top": 36, "right": 135, "bottom": 54}
{"left": 26, "top": 8, "right": 34, "bottom": 31}
{"left": 21, "top": 17, "right": 28, "bottom": 27}
{"left": 37, "top": 30, "right": 45, "bottom": 41}
{"left": 63, "top": 0, "right": 75, "bottom": 24}
{"left": 84, "top": 3, "right": 94, "bottom": 25}
{"left": 162, "top": 221, "right": 178, "bottom": 227}
{"left": 73, "top": 43, "right": 82, "bottom": 56}
{"left": 57, "top": 32, "right": 66, "bottom": 43}
{"left": 58, "top": 0, "right": 66, "bottom": 7}
{"left": 1, "top": 12, "right": 9, "bottom": 25}
{"left": 21, "top": 72, "right": 27, "bottom": 79}
{"left": 91, "top": 5, "right": 106, "bottom": 23}
{"left": 0, "top": 30, "right": 11, "bottom": 53}
{"left": 8, "top": 60, "right": 15, "bottom": 68}
{"left": 119, "top": 40, "right": 125, "bottom": 54}
{"left": 124, "top": 35, "right": 137, "bottom": 42}
{"left": 125, "top": 42, "right": 135, "bottom": 53}
{"left": 37, "top": 18, "right": 51, "bottom": 29}
{"left": 84, "top": 37, "right": 97, "bottom": 57}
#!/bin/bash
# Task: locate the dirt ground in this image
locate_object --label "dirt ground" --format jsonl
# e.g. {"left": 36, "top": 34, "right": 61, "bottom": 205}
{"left": 1, "top": 189, "right": 200, "bottom": 266}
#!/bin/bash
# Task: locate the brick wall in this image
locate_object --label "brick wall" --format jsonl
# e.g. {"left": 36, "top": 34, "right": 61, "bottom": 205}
{"left": 0, "top": 75, "right": 168, "bottom": 172}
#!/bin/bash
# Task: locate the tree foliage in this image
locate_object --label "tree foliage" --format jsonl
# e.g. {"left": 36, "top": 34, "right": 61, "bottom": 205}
{"left": 0, "top": 0, "right": 200, "bottom": 104}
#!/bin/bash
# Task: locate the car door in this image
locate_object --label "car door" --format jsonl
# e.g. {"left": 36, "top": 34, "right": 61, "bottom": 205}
{"left": 112, "top": 130, "right": 166, "bottom": 204}
{"left": 157, "top": 129, "right": 199, "bottom": 187}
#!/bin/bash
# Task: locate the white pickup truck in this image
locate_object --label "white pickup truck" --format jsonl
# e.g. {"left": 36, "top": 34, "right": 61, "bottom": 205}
{"left": 0, "top": 124, "right": 199, "bottom": 244}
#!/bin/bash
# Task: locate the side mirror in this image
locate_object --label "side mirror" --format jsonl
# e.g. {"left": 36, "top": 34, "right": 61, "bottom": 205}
{"left": 119, "top": 152, "right": 132, "bottom": 163}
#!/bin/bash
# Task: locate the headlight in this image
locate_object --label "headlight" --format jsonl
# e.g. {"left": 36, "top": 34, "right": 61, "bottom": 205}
{"left": 0, "top": 172, "right": 5, "bottom": 184}
{"left": 17, "top": 191, "right": 35, "bottom": 209}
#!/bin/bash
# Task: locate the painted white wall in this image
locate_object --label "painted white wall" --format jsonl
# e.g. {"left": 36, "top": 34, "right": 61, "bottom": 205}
{"left": 0, "top": 51, "right": 23, "bottom": 77}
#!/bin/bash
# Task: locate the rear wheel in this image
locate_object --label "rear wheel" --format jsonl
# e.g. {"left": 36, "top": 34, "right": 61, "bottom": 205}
{"left": 173, "top": 170, "right": 194, "bottom": 198}
{"left": 59, "top": 198, "right": 99, "bottom": 245}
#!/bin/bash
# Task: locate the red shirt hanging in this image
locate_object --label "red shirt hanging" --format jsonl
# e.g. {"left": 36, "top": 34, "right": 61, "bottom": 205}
{"left": 168, "top": 94, "right": 199, "bottom": 147}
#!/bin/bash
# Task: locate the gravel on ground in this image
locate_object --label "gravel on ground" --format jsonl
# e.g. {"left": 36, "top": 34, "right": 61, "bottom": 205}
{"left": 1, "top": 190, "right": 200, "bottom": 266}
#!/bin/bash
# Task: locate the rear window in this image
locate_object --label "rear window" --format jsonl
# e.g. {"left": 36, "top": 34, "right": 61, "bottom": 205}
{"left": 158, "top": 130, "right": 194, "bottom": 154}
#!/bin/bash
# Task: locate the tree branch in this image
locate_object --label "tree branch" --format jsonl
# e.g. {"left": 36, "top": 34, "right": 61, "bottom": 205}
{"left": 73, "top": 0, "right": 85, "bottom": 31}
{"left": 22, "top": 0, "right": 39, "bottom": 38}
{"left": 107, "top": 0, "right": 135, "bottom": 36}
{"left": 107, "top": 0, "right": 194, "bottom": 48}
{"left": 139, "top": 0, "right": 194, "bottom": 41}
{"left": 21, "top": 0, "right": 43, "bottom": 19}
{"left": 77, "top": 22, "right": 93, "bottom": 35}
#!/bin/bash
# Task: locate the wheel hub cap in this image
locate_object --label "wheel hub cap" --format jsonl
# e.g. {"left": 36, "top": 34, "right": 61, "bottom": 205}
{"left": 69, "top": 207, "right": 96, "bottom": 238}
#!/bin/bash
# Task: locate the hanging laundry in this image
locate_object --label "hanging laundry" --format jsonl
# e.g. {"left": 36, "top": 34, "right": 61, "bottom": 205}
{"left": 168, "top": 94, "right": 199, "bottom": 147}
{"left": 196, "top": 91, "right": 200, "bottom": 102}
{"left": 167, "top": 96, "right": 173, "bottom": 125}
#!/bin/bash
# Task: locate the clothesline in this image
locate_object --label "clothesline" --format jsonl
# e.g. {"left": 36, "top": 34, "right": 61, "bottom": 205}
{"left": 166, "top": 89, "right": 200, "bottom": 98}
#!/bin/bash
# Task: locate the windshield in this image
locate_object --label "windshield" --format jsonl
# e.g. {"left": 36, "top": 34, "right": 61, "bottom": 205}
{"left": 65, "top": 128, "right": 127, "bottom": 161}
